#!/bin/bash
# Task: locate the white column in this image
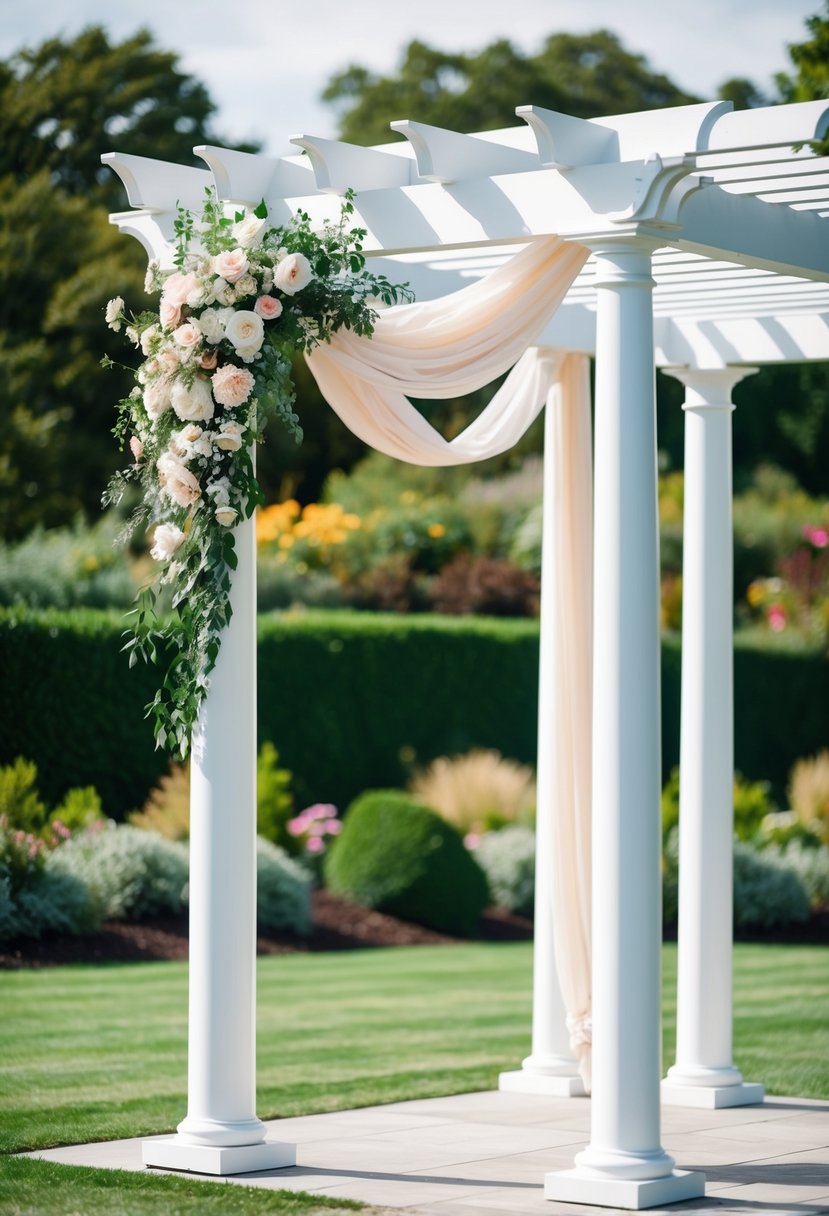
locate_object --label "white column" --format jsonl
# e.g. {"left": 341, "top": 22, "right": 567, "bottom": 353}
{"left": 500, "top": 388, "right": 586, "bottom": 1099}
{"left": 143, "top": 508, "right": 295, "bottom": 1176}
{"left": 546, "top": 241, "right": 703, "bottom": 1209}
{"left": 661, "top": 367, "right": 764, "bottom": 1110}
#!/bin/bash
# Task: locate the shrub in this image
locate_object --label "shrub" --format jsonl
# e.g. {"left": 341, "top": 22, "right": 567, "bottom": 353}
{"left": 410, "top": 749, "right": 536, "bottom": 835}
{"left": 767, "top": 840, "right": 829, "bottom": 910}
{"left": 256, "top": 837, "right": 313, "bottom": 935}
{"left": 788, "top": 750, "right": 829, "bottom": 844}
{"left": 473, "top": 826, "right": 535, "bottom": 916}
{"left": 8, "top": 866, "right": 97, "bottom": 940}
{"left": 0, "top": 758, "right": 48, "bottom": 835}
{"left": 662, "top": 831, "right": 812, "bottom": 931}
{"left": 130, "top": 765, "right": 191, "bottom": 840}
{"left": 430, "top": 554, "right": 540, "bottom": 617}
{"left": 324, "top": 789, "right": 489, "bottom": 936}
{"left": 660, "top": 767, "right": 774, "bottom": 843}
{"left": 49, "top": 824, "right": 189, "bottom": 921}
{"left": 0, "top": 515, "right": 137, "bottom": 610}
{"left": 733, "top": 841, "right": 811, "bottom": 931}
{"left": 256, "top": 743, "right": 295, "bottom": 850}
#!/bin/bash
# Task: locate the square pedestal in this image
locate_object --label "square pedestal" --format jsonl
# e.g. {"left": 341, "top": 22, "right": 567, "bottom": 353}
{"left": 143, "top": 1135, "right": 296, "bottom": 1176}
{"left": 661, "top": 1080, "right": 765, "bottom": 1109}
{"left": 545, "top": 1167, "right": 704, "bottom": 1210}
{"left": 499, "top": 1069, "right": 587, "bottom": 1098}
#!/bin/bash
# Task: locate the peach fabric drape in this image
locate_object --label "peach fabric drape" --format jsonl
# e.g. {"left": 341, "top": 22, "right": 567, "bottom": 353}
{"left": 306, "top": 234, "right": 593, "bottom": 1085}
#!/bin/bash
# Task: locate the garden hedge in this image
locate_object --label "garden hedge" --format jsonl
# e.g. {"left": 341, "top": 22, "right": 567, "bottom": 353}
{"left": 1, "top": 606, "right": 826, "bottom": 816}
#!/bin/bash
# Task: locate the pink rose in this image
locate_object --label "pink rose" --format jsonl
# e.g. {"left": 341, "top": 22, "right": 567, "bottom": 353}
{"left": 254, "top": 295, "right": 283, "bottom": 321}
{"left": 212, "top": 364, "right": 256, "bottom": 409}
{"left": 159, "top": 298, "right": 181, "bottom": 330}
{"left": 212, "top": 248, "right": 249, "bottom": 283}
{"left": 129, "top": 436, "right": 144, "bottom": 462}
{"left": 162, "top": 271, "right": 199, "bottom": 307}
{"left": 200, "top": 349, "right": 218, "bottom": 369}
{"left": 173, "top": 321, "right": 202, "bottom": 355}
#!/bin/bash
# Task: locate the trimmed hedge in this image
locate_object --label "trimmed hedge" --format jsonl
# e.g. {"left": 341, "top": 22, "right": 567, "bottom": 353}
{"left": 1, "top": 607, "right": 827, "bottom": 816}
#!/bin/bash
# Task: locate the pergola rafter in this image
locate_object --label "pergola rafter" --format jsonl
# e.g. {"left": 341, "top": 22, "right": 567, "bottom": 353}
{"left": 103, "top": 94, "right": 829, "bottom": 1210}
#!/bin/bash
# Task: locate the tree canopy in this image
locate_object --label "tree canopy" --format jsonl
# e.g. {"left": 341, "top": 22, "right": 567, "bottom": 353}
{"left": 323, "top": 30, "right": 700, "bottom": 147}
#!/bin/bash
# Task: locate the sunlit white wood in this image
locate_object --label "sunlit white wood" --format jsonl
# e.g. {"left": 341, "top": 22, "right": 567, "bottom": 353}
{"left": 390, "top": 119, "right": 538, "bottom": 182}
{"left": 100, "top": 151, "right": 211, "bottom": 209}
{"left": 290, "top": 134, "right": 413, "bottom": 193}
{"left": 660, "top": 367, "right": 765, "bottom": 1112}
{"left": 142, "top": 510, "right": 295, "bottom": 1175}
{"left": 195, "top": 145, "right": 313, "bottom": 203}
{"left": 518, "top": 106, "right": 617, "bottom": 167}
{"left": 545, "top": 240, "right": 703, "bottom": 1209}
{"left": 706, "top": 99, "right": 829, "bottom": 152}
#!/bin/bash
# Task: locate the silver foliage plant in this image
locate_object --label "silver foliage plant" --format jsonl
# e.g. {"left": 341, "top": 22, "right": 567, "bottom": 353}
{"left": 103, "top": 189, "right": 412, "bottom": 757}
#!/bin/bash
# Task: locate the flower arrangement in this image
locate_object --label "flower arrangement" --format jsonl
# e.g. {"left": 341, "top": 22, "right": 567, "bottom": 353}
{"left": 104, "top": 190, "right": 412, "bottom": 757}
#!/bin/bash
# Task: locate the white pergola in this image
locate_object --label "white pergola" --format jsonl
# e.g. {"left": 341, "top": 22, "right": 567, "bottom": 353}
{"left": 104, "top": 96, "right": 829, "bottom": 1209}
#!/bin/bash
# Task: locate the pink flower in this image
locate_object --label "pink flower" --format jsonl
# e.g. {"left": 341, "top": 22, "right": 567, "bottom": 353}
{"left": 274, "top": 252, "right": 313, "bottom": 295}
{"left": 129, "top": 436, "right": 144, "bottom": 462}
{"left": 254, "top": 295, "right": 283, "bottom": 321}
{"left": 306, "top": 836, "right": 325, "bottom": 854}
{"left": 212, "top": 248, "right": 249, "bottom": 284}
{"left": 464, "top": 832, "right": 481, "bottom": 850}
{"left": 767, "top": 603, "right": 787, "bottom": 632}
{"left": 286, "top": 818, "right": 305, "bottom": 837}
{"left": 162, "top": 271, "right": 200, "bottom": 307}
{"left": 159, "top": 298, "right": 181, "bottom": 330}
{"left": 212, "top": 364, "right": 255, "bottom": 408}
{"left": 803, "top": 524, "right": 829, "bottom": 548}
{"left": 200, "top": 350, "right": 218, "bottom": 369}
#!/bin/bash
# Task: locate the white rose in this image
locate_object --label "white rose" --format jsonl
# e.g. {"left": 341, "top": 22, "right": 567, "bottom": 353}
{"left": 105, "top": 296, "right": 125, "bottom": 331}
{"left": 274, "top": 252, "right": 312, "bottom": 295}
{"left": 197, "top": 308, "right": 226, "bottom": 344}
{"left": 157, "top": 452, "right": 201, "bottom": 508}
{"left": 150, "top": 522, "right": 186, "bottom": 562}
{"left": 143, "top": 380, "right": 172, "bottom": 421}
{"left": 231, "top": 214, "right": 267, "bottom": 249}
{"left": 215, "top": 506, "right": 239, "bottom": 527}
{"left": 140, "top": 324, "right": 159, "bottom": 355}
{"left": 224, "top": 311, "right": 264, "bottom": 359}
{"left": 215, "top": 422, "right": 244, "bottom": 451}
{"left": 170, "top": 377, "right": 215, "bottom": 423}
{"left": 235, "top": 273, "right": 257, "bottom": 298}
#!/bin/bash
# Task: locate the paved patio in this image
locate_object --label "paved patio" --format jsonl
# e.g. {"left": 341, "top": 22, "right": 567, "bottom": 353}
{"left": 27, "top": 1089, "right": 829, "bottom": 1214}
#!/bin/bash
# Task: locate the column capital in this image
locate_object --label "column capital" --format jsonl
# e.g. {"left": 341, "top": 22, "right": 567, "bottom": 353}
{"left": 662, "top": 366, "right": 758, "bottom": 410}
{"left": 581, "top": 234, "right": 660, "bottom": 290}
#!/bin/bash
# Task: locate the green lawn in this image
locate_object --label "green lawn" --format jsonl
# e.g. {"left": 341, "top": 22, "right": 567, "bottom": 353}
{"left": 1, "top": 941, "right": 827, "bottom": 1214}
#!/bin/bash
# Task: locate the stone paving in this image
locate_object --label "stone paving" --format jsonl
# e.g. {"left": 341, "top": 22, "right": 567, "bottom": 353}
{"left": 27, "top": 1089, "right": 829, "bottom": 1214}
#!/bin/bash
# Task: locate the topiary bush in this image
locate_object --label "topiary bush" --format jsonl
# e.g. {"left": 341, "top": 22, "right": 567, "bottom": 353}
{"left": 256, "top": 837, "right": 312, "bottom": 935}
{"left": 473, "top": 826, "right": 536, "bottom": 916}
{"left": 323, "top": 789, "right": 489, "bottom": 936}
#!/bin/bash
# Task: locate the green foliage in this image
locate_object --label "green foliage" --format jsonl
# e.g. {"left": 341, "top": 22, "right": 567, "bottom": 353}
{"left": 662, "top": 829, "right": 813, "bottom": 930}
{"left": 324, "top": 789, "right": 489, "bottom": 935}
{"left": 255, "top": 836, "right": 312, "bottom": 934}
{"left": 324, "top": 32, "right": 698, "bottom": 147}
{"left": 49, "top": 824, "right": 189, "bottom": 922}
{"left": 0, "top": 864, "right": 97, "bottom": 941}
{"left": 0, "top": 757, "right": 48, "bottom": 835}
{"left": 0, "top": 514, "right": 137, "bottom": 610}
{"left": 661, "top": 767, "right": 773, "bottom": 844}
{"left": 256, "top": 742, "right": 295, "bottom": 849}
{"left": 473, "top": 826, "right": 536, "bottom": 916}
{"left": 776, "top": 0, "right": 829, "bottom": 154}
{"left": 733, "top": 840, "right": 812, "bottom": 930}
{"left": 51, "top": 787, "right": 104, "bottom": 833}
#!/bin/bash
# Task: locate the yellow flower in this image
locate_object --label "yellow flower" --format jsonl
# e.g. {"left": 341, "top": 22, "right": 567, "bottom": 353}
{"left": 746, "top": 580, "right": 766, "bottom": 607}
{"left": 427, "top": 522, "right": 446, "bottom": 539}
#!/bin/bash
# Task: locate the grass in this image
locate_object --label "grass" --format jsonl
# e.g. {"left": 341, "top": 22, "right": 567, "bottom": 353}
{"left": 1, "top": 941, "right": 826, "bottom": 1213}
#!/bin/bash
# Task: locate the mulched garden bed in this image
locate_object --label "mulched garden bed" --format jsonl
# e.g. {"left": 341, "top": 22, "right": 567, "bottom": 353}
{"left": 0, "top": 889, "right": 534, "bottom": 969}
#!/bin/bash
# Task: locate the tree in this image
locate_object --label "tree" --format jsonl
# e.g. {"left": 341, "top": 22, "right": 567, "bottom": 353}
{"left": 0, "top": 28, "right": 258, "bottom": 537}
{"left": 776, "top": 1, "right": 829, "bottom": 151}
{"left": 323, "top": 31, "right": 699, "bottom": 147}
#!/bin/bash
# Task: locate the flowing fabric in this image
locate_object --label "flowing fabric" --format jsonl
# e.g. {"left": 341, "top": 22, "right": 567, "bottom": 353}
{"left": 305, "top": 235, "right": 593, "bottom": 1085}
{"left": 306, "top": 235, "right": 588, "bottom": 464}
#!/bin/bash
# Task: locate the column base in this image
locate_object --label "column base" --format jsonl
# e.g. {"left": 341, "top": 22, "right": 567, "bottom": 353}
{"left": 499, "top": 1068, "right": 587, "bottom": 1097}
{"left": 544, "top": 1167, "right": 704, "bottom": 1210}
{"left": 661, "top": 1079, "right": 765, "bottom": 1109}
{"left": 142, "top": 1135, "right": 296, "bottom": 1176}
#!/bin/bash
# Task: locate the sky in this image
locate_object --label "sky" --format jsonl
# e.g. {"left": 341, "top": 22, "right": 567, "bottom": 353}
{"left": 0, "top": 0, "right": 819, "bottom": 157}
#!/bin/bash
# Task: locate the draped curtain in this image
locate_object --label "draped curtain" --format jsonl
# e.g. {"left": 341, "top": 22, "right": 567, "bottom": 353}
{"left": 307, "top": 234, "right": 593, "bottom": 1083}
